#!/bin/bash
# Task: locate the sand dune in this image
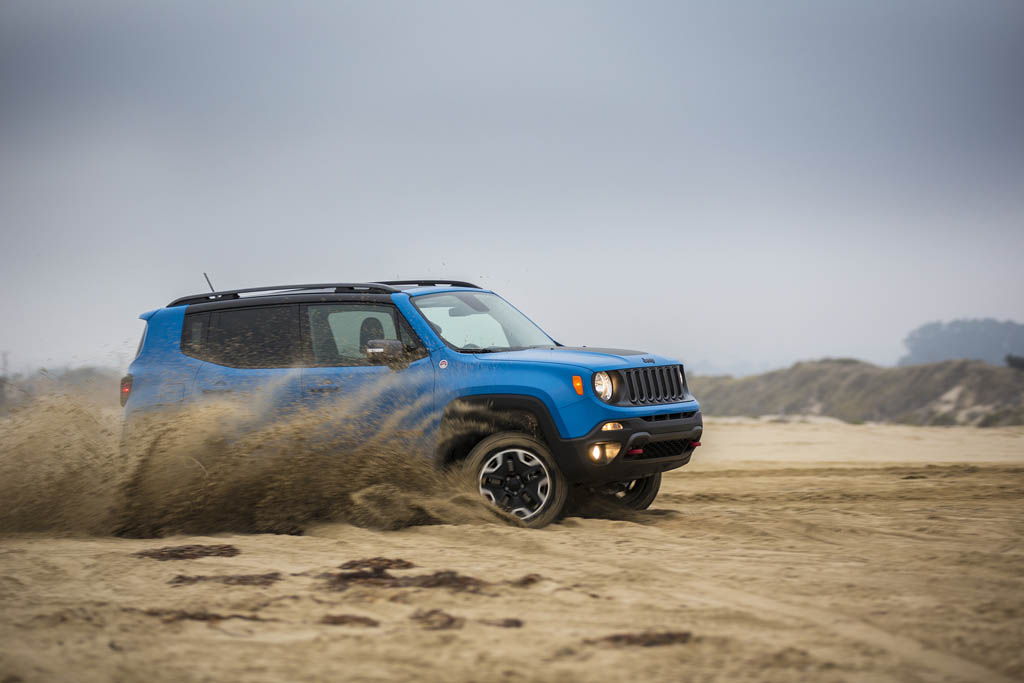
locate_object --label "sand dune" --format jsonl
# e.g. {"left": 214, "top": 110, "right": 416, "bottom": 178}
{"left": 2, "top": 420, "right": 1022, "bottom": 681}
{"left": 692, "top": 359, "right": 1024, "bottom": 426}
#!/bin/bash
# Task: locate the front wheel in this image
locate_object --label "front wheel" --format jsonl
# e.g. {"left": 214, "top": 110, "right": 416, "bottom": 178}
{"left": 467, "top": 433, "right": 567, "bottom": 528}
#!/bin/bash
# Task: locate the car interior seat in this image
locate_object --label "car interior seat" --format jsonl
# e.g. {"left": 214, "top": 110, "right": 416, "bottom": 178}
{"left": 359, "top": 317, "right": 385, "bottom": 352}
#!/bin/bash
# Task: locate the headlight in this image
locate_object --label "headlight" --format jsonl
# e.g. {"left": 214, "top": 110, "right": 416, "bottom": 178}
{"left": 593, "top": 371, "right": 613, "bottom": 402}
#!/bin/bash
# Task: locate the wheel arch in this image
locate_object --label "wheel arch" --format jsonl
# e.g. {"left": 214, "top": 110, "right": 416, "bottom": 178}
{"left": 437, "top": 394, "right": 564, "bottom": 466}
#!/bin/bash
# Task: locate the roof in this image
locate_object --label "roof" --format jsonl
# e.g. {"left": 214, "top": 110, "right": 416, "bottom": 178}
{"left": 166, "top": 280, "right": 482, "bottom": 307}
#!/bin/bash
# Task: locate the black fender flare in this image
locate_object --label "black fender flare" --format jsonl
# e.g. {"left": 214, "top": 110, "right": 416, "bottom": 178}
{"left": 436, "top": 394, "right": 565, "bottom": 466}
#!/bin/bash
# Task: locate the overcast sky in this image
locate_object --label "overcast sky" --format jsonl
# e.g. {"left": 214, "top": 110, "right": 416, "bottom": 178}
{"left": 1, "top": 0, "right": 1022, "bottom": 375}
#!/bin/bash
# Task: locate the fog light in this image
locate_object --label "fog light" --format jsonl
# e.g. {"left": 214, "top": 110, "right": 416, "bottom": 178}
{"left": 601, "top": 422, "right": 623, "bottom": 431}
{"left": 587, "top": 442, "right": 622, "bottom": 465}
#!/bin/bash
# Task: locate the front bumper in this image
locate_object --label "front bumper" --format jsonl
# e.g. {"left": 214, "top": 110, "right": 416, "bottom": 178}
{"left": 550, "top": 410, "right": 703, "bottom": 484}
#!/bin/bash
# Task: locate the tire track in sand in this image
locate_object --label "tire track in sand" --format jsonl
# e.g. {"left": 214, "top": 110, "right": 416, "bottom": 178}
{"left": 689, "top": 579, "right": 1015, "bottom": 683}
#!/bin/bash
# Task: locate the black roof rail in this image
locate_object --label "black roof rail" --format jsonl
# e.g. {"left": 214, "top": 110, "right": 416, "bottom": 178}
{"left": 167, "top": 282, "right": 399, "bottom": 307}
{"left": 379, "top": 280, "right": 481, "bottom": 289}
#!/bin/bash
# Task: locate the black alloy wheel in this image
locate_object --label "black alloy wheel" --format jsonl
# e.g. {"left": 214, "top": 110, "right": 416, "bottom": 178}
{"left": 599, "top": 472, "right": 662, "bottom": 510}
{"left": 467, "top": 433, "right": 568, "bottom": 527}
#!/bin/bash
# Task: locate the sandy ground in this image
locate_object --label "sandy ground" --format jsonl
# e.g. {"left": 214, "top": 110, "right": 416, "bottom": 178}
{"left": 1, "top": 420, "right": 1022, "bottom": 683}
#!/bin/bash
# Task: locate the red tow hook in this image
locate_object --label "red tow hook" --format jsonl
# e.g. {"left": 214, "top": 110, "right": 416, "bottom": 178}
{"left": 627, "top": 448, "right": 644, "bottom": 456}
{"left": 692, "top": 441, "right": 701, "bottom": 447}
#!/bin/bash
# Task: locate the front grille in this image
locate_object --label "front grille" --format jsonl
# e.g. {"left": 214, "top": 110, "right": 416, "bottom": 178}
{"left": 625, "top": 439, "right": 691, "bottom": 460}
{"left": 619, "top": 365, "right": 688, "bottom": 405}
{"left": 640, "top": 411, "right": 697, "bottom": 422}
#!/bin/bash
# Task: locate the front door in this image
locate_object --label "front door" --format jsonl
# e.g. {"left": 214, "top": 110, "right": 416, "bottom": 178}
{"left": 299, "top": 302, "right": 435, "bottom": 448}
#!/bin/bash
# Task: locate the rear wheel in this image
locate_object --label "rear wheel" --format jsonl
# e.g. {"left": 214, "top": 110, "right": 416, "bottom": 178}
{"left": 467, "top": 433, "right": 567, "bottom": 528}
{"left": 593, "top": 473, "right": 661, "bottom": 510}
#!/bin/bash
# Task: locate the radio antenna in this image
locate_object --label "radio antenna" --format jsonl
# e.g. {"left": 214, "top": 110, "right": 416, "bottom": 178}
{"left": 203, "top": 272, "right": 215, "bottom": 292}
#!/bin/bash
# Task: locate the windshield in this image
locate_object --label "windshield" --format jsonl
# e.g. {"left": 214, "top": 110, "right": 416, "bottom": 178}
{"left": 413, "top": 291, "right": 554, "bottom": 351}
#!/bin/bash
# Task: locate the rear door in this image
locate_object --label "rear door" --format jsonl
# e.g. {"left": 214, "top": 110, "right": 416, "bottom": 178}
{"left": 300, "top": 302, "right": 434, "bottom": 432}
{"left": 189, "top": 305, "right": 305, "bottom": 414}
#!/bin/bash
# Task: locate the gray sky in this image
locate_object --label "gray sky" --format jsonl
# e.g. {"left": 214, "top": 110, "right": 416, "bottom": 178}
{"left": 2, "top": 0, "right": 1022, "bottom": 375}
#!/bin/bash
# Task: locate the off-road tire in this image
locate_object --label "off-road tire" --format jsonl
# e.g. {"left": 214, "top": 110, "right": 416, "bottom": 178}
{"left": 467, "top": 432, "right": 567, "bottom": 528}
{"left": 592, "top": 473, "right": 662, "bottom": 511}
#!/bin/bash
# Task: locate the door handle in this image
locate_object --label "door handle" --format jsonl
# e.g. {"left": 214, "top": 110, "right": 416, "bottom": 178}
{"left": 308, "top": 384, "right": 340, "bottom": 393}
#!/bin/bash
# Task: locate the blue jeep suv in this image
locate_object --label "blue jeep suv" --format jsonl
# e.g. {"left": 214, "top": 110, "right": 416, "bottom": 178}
{"left": 122, "top": 280, "right": 703, "bottom": 527}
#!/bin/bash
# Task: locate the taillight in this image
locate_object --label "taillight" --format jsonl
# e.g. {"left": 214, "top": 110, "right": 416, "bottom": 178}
{"left": 120, "top": 374, "right": 133, "bottom": 407}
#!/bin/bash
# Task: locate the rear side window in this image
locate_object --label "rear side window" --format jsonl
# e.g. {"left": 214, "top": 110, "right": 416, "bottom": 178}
{"left": 180, "top": 312, "right": 209, "bottom": 358}
{"left": 181, "top": 306, "right": 301, "bottom": 368}
{"left": 306, "top": 304, "right": 424, "bottom": 366}
{"left": 135, "top": 322, "right": 149, "bottom": 359}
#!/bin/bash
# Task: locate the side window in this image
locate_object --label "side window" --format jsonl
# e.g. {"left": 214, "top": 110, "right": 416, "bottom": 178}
{"left": 397, "top": 317, "right": 421, "bottom": 350}
{"left": 306, "top": 304, "right": 425, "bottom": 366}
{"left": 135, "top": 321, "right": 149, "bottom": 359}
{"left": 180, "top": 312, "right": 209, "bottom": 359}
{"left": 204, "top": 306, "right": 301, "bottom": 368}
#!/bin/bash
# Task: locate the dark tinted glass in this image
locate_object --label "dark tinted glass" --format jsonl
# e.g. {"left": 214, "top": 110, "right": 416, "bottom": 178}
{"left": 180, "top": 312, "right": 209, "bottom": 359}
{"left": 135, "top": 323, "right": 148, "bottom": 359}
{"left": 206, "top": 306, "right": 300, "bottom": 368}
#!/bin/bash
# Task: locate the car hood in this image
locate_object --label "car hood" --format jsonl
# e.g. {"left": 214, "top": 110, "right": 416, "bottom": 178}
{"left": 477, "top": 346, "right": 680, "bottom": 370}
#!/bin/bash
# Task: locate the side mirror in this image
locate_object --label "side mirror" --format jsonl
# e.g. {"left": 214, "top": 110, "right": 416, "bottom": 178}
{"left": 365, "top": 339, "right": 408, "bottom": 369}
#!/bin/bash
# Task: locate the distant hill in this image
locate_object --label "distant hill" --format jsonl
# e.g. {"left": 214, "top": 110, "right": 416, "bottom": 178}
{"left": 899, "top": 319, "right": 1024, "bottom": 366}
{"left": 690, "top": 359, "right": 1024, "bottom": 427}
